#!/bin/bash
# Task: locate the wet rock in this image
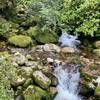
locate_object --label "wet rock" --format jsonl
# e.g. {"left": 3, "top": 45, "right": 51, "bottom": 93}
{"left": 23, "top": 85, "right": 53, "bottom": 100}
{"left": 61, "top": 47, "right": 75, "bottom": 53}
{"left": 33, "top": 71, "right": 51, "bottom": 89}
{"left": 13, "top": 52, "right": 26, "bottom": 65}
{"left": 47, "top": 58, "right": 54, "bottom": 63}
{"left": 51, "top": 76, "right": 58, "bottom": 86}
{"left": 54, "top": 59, "right": 62, "bottom": 65}
{"left": 49, "top": 87, "right": 58, "bottom": 95}
{"left": 43, "top": 44, "right": 60, "bottom": 53}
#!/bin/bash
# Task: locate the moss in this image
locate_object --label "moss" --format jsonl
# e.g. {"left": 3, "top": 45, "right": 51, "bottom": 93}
{"left": 0, "top": 18, "right": 19, "bottom": 38}
{"left": 95, "top": 86, "right": 100, "bottom": 95}
{"left": 36, "top": 31, "right": 58, "bottom": 44}
{"left": 27, "top": 26, "right": 39, "bottom": 38}
{"left": 8, "top": 35, "right": 32, "bottom": 47}
{"left": 80, "top": 72, "right": 95, "bottom": 82}
{"left": 23, "top": 85, "right": 53, "bottom": 100}
{"left": 0, "top": 52, "right": 18, "bottom": 100}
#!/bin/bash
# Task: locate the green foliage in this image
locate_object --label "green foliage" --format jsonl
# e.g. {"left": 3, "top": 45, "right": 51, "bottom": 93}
{"left": 0, "top": 18, "right": 19, "bottom": 38}
{"left": 0, "top": 52, "right": 17, "bottom": 100}
{"left": 27, "top": 26, "right": 58, "bottom": 44}
{"left": 0, "top": 0, "right": 100, "bottom": 40}
{"left": 60, "top": 0, "right": 100, "bottom": 36}
{"left": 8, "top": 35, "right": 32, "bottom": 47}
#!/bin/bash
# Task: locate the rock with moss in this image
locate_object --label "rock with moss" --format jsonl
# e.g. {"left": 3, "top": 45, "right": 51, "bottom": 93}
{"left": 95, "top": 86, "right": 100, "bottom": 96}
{"left": 93, "top": 49, "right": 100, "bottom": 56}
{"left": 18, "top": 67, "right": 33, "bottom": 78}
{"left": 94, "top": 41, "right": 100, "bottom": 49}
{"left": 33, "top": 71, "right": 51, "bottom": 89}
{"left": 23, "top": 78, "right": 32, "bottom": 88}
{"left": 23, "top": 85, "right": 53, "bottom": 100}
{"left": 8, "top": 35, "right": 32, "bottom": 47}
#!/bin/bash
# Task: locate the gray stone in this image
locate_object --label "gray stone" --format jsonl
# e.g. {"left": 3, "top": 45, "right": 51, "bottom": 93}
{"left": 43, "top": 44, "right": 61, "bottom": 53}
{"left": 13, "top": 52, "right": 26, "bottom": 65}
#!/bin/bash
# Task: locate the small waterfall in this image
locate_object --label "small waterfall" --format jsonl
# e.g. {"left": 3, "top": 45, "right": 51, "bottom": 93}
{"left": 58, "top": 30, "right": 80, "bottom": 48}
{"left": 54, "top": 64, "right": 81, "bottom": 100}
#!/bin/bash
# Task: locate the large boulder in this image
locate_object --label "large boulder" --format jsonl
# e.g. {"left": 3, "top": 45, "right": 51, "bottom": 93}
{"left": 33, "top": 71, "right": 51, "bottom": 89}
{"left": 23, "top": 85, "right": 53, "bottom": 100}
{"left": 8, "top": 35, "right": 32, "bottom": 48}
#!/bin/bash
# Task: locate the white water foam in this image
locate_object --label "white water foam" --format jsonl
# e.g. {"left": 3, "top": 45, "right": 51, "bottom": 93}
{"left": 58, "top": 30, "right": 80, "bottom": 48}
{"left": 54, "top": 64, "right": 81, "bottom": 100}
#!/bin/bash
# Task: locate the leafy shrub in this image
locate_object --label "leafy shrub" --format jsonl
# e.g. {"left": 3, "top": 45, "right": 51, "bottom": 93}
{"left": 60, "top": 0, "right": 100, "bottom": 36}
{"left": 0, "top": 18, "right": 19, "bottom": 38}
{"left": 27, "top": 26, "right": 58, "bottom": 44}
{"left": 0, "top": 52, "right": 17, "bottom": 100}
{"left": 8, "top": 35, "right": 32, "bottom": 47}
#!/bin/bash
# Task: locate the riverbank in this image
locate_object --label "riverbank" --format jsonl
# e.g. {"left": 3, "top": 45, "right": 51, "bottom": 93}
{"left": 0, "top": 42, "right": 100, "bottom": 100}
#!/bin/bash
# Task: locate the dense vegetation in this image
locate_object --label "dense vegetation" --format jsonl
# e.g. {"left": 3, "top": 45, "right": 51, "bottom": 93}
{"left": 0, "top": 0, "right": 100, "bottom": 41}
{"left": 0, "top": 0, "right": 100, "bottom": 100}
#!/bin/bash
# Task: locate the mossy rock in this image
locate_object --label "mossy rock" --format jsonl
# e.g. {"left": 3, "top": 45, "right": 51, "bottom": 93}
{"left": 93, "top": 49, "right": 100, "bottom": 56}
{"left": 95, "top": 86, "right": 100, "bottom": 96}
{"left": 23, "top": 85, "right": 53, "bottom": 100}
{"left": 8, "top": 35, "right": 32, "bottom": 47}
{"left": 33, "top": 71, "right": 51, "bottom": 89}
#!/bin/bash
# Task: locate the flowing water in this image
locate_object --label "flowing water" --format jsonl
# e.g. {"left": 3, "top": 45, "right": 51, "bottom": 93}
{"left": 58, "top": 30, "right": 80, "bottom": 48}
{"left": 54, "top": 64, "right": 81, "bottom": 100}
